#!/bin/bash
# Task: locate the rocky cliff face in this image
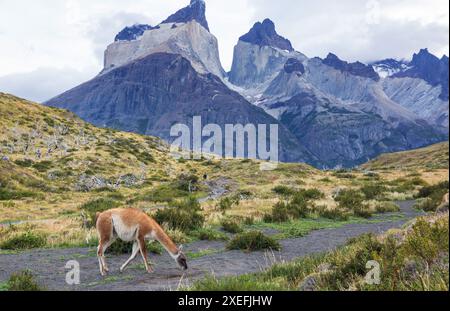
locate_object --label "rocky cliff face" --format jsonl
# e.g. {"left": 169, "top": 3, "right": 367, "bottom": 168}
{"left": 103, "top": 22, "right": 225, "bottom": 79}
{"left": 322, "top": 53, "right": 380, "bottom": 81}
{"left": 229, "top": 19, "right": 307, "bottom": 89}
{"left": 228, "top": 20, "right": 448, "bottom": 168}
{"left": 162, "top": 0, "right": 209, "bottom": 32}
{"left": 46, "top": 53, "right": 315, "bottom": 164}
{"left": 393, "top": 49, "right": 449, "bottom": 101}
{"left": 45, "top": 1, "right": 448, "bottom": 168}
{"left": 102, "top": 0, "right": 223, "bottom": 78}
{"left": 371, "top": 49, "right": 449, "bottom": 128}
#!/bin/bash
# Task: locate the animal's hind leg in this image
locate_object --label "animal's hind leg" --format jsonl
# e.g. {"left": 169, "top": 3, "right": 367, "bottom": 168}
{"left": 96, "top": 214, "right": 114, "bottom": 276}
{"left": 120, "top": 241, "right": 139, "bottom": 272}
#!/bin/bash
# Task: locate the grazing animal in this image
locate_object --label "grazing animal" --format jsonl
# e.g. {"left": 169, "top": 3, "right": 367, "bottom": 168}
{"left": 96, "top": 208, "right": 188, "bottom": 276}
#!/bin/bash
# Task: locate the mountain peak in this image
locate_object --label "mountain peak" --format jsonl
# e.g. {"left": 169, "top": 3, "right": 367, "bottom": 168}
{"left": 394, "top": 49, "right": 449, "bottom": 100}
{"left": 114, "top": 24, "right": 158, "bottom": 42}
{"left": 239, "top": 18, "right": 294, "bottom": 51}
{"left": 322, "top": 53, "right": 380, "bottom": 81}
{"left": 162, "top": 0, "right": 209, "bottom": 31}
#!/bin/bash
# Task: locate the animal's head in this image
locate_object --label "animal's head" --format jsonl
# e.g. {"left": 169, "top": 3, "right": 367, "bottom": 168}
{"left": 176, "top": 245, "right": 188, "bottom": 270}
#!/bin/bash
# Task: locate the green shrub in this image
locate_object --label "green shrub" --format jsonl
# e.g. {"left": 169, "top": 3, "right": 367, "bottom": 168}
{"left": 154, "top": 197, "right": 204, "bottom": 232}
{"left": 192, "top": 228, "right": 228, "bottom": 241}
{"left": 32, "top": 161, "right": 53, "bottom": 172}
{"left": 176, "top": 173, "right": 199, "bottom": 192}
{"left": 221, "top": 219, "right": 243, "bottom": 234}
{"left": 7, "top": 270, "right": 43, "bottom": 291}
{"left": 216, "top": 197, "right": 238, "bottom": 214}
{"left": 297, "top": 188, "right": 325, "bottom": 201}
{"left": 14, "top": 159, "right": 34, "bottom": 167}
{"left": 360, "top": 184, "right": 386, "bottom": 200}
{"left": 0, "top": 187, "right": 37, "bottom": 201}
{"left": 0, "top": 231, "right": 46, "bottom": 250}
{"left": 227, "top": 231, "right": 281, "bottom": 252}
{"left": 353, "top": 206, "right": 373, "bottom": 219}
{"left": 272, "top": 186, "right": 296, "bottom": 197}
{"left": 80, "top": 198, "right": 121, "bottom": 227}
{"left": 402, "top": 217, "right": 449, "bottom": 265}
{"left": 264, "top": 202, "right": 290, "bottom": 223}
{"left": 417, "top": 181, "right": 449, "bottom": 198}
{"left": 317, "top": 206, "right": 350, "bottom": 221}
{"left": 335, "top": 189, "right": 372, "bottom": 218}
{"left": 414, "top": 198, "right": 436, "bottom": 212}
{"left": 135, "top": 184, "right": 189, "bottom": 203}
{"left": 374, "top": 202, "right": 400, "bottom": 213}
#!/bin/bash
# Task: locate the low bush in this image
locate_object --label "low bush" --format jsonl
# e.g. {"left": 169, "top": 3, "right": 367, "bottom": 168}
{"left": 415, "top": 181, "right": 449, "bottom": 212}
{"left": 216, "top": 197, "right": 239, "bottom": 214}
{"left": 80, "top": 198, "right": 121, "bottom": 228}
{"left": 374, "top": 202, "right": 400, "bottom": 214}
{"left": 176, "top": 173, "right": 199, "bottom": 192}
{"left": 265, "top": 189, "right": 322, "bottom": 223}
{"left": 134, "top": 184, "right": 189, "bottom": 203}
{"left": 221, "top": 219, "right": 243, "bottom": 234}
{"left": 316, "top": 206, "right": 350, "bottom": 221}
{"left": 192, "top": 228, "right": 228, "bottom": 241}
{"left": 227, "top": 231, "right": 281, "bottom": 252}
{"left": 0, "top": 231, "right": 46, "bottom": 250}
{"left": 0, "top": 187, "right": 37, "bottom": 201}
{"left": 360, "top": 184, "right": 386, "bottom": 200}
{"left": 335, "top": 189, "right": 372, "bottom": 218}
{"left": 14, "top": 159, "right": 34, "bottom": 167}
{"left": 272, "top": 186, "right": 296, "bottom": 197}
{"left": 7, "top": 270, "right": 43, "bottom": 291}
{"left": 154, "top": 197, "right": 204, "bottom": 232}
{"left": 32, "top": 161, "right": 53, "bottom": 172}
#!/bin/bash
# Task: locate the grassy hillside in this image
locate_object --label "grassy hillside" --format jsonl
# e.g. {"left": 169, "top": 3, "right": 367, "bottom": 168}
{"left": 0, "top": 92, "right": 448, "bottom": 250}
{"left": 363, "top": 142, "right": 449, "bottom": 170}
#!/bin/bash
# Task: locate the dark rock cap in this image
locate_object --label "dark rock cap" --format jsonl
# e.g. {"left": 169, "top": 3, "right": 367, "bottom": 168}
{"left": 161, "top": 0, "right": 209, "bottom": 31}
{"left": 240, "top": 18, "right": 294, "bottom": 51}
{"left": 322, "top": 53, "right": 380, "bottom": 81}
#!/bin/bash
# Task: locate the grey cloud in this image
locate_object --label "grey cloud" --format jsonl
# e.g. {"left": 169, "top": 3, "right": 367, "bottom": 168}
{"left": 0, "top": 67, "right": 96, "bottom": 103}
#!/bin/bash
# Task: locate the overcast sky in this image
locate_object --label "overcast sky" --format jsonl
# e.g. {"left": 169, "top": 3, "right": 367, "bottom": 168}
{"left": 0, "top": 0, "right": 448, "bottom": 102}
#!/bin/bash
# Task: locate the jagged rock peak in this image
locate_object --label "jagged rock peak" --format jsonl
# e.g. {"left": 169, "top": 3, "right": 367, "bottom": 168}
{"left": 239, "top": 18, "right": 294, "bottom": 51}
{"left": 115, "top": 24, "right": 158, "bottom": 42}
{"left": 393, "top": 48, "right": 449, "bottom": 100}
{"left": 161, "top": 0, "right": 209, "bottom": 31}
{"left": 322, "top": 53, "right": 380, "bottom": 81}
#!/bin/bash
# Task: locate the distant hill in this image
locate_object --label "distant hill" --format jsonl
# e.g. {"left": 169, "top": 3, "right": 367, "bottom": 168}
{"left": 362, "top": 142, "right": 449, "bottom": 170}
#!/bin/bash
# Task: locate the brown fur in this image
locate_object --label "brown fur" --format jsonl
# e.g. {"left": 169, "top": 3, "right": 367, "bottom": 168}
{"left": 95, "top": 208, "right": 186, "bottom": 276}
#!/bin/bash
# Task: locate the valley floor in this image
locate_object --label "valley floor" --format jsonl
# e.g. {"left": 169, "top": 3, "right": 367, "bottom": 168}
{"left": 0, "top": 201, "right": 422, "bottom": 291}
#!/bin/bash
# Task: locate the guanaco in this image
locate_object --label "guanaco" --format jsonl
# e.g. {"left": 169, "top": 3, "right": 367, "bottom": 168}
{"left": 96, "top": 208, "right": 188, "bottom": 276}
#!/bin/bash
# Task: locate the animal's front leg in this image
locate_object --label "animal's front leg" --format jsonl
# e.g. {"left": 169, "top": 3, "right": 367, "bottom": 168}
{"left": 138, "top": 237, "right": 153, "bottom": 273}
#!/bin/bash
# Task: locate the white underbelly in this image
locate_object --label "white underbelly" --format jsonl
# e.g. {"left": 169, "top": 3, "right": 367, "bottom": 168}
{"left": 112, "top": 215, "right": 138, "bottom": 242}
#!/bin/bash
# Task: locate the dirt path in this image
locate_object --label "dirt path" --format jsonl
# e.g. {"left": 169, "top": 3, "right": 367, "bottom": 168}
{"left": 0, "top": 201, "right": 423, "bottom": 291}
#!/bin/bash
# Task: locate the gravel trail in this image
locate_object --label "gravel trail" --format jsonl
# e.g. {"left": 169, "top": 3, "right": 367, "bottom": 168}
{"left": 0, "top": 201, "right": 422, "bottom": 291}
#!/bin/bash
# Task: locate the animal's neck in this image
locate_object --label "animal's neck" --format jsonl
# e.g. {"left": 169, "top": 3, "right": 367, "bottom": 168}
{"left": 153, "top": 225, "right": 179, "bottom": 258}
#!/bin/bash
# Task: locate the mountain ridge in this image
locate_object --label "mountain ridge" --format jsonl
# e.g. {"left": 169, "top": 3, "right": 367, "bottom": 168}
{"left": 45, "top": 0, "right": 448, "bottom": 169}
